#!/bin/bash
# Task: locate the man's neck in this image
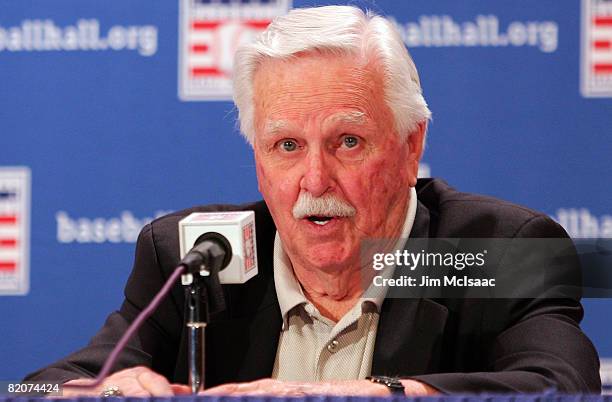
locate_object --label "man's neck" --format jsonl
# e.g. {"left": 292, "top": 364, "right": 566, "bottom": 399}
{"left": 292, "top": 264, "right": 370, "bottom": 322}
{"left": 305, "top": 292, "right": 360, "bottom": 322}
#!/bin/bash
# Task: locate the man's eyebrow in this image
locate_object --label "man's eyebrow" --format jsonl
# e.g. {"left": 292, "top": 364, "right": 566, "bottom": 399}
{"left": 263, "top": 119, "right": 288, "bottom": 135}
{"left": 329, "top": 111, "right": 366, "bottom": 125}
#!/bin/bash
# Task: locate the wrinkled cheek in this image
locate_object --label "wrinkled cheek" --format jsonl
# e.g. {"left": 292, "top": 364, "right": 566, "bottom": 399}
{"left": 256, "top": 164, "right": 298, "bottom": 215}
{"left": 364, "top": 160, "right": 406, "bottom": 223}
{"left": 380, "top": 155, "right": 409, "bottom": 192}
{"left": 276, "top": 175, "right": 296, "bottom": 195}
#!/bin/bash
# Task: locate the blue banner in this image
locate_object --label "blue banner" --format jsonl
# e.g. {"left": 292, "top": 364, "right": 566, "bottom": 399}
{"left": 1, "top": 0, "right": 610, "bottom": 383}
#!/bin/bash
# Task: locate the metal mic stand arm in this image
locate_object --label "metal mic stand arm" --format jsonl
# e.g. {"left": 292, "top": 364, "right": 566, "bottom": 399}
{"left": 180, "top": 240, "right": 227, "bottom": 394}
{"left": 183, "top": 273, "right": 208, "bottom": 395}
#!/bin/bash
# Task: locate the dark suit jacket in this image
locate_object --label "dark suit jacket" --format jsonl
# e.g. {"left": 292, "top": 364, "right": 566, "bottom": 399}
{"left": 25, "top": 179, "right": 601, "bottom": 393}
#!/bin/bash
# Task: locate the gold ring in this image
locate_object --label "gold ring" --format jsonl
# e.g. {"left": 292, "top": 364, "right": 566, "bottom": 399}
{"left": 100, "top": 385, "right": 124, "bottom": 397}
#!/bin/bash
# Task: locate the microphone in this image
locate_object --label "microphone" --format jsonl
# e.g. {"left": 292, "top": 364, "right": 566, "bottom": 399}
{"left": 179, "top": 231, "right": 233, "bottom": 281}
{"left": 178, "top": 211, "right": 258, "bottom": 284}
{"left": 179, "top": 211, "right": 258, "bottom": 392}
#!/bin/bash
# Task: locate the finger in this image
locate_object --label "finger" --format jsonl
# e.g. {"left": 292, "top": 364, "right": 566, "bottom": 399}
{"left": 402, "top": 379, "right": 439, "bottom": 396}
{"left": 101, "top": 366, "right": 171, "bottom": 397}
{"left": 200, "top": 383, "right": 240, "bottom": 395}
{"left": 171, "top": 384, "right": 192, "bottom": 395}
{"left": 61, "top": 379, "right": 99, "bottom": 397}
{"left": 218, "top": 381, "right": 276, "bottom": 396}
{"left": 282, "top": 384, "right": 310, "bottom": 397}
{"left": 235, "top": 382, "right": 260, "bottom": 394}
{"left": 109, "top": 376, "right": 151, "bottom": 397}
{"left": 203, "top": 380, "right": 297, "bottom": 397}
{"left": 137, "top": 370, "right": 174, "bottom": 396}
{"left": 64, "top": 378, "right": 95, "bottom": 386}
{"left": 119, "top": 365, "right": 151, "bottom": 377}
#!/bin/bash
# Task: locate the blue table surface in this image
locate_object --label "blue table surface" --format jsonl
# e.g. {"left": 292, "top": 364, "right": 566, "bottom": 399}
{"left": 0, "top": 394, "right": 610, "bottom": 402}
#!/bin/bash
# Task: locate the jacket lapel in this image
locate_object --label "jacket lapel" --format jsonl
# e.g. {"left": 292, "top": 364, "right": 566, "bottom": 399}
{"left": 372, "top": 199, "right": 449, "bottom": 376}
{"left": 234, "top": 277, "right": 282, "bottom": 381}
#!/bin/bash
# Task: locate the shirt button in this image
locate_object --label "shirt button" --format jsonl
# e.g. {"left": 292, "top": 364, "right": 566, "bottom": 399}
{"left": 327, "top": 339, "right": 339, "bottom": 353}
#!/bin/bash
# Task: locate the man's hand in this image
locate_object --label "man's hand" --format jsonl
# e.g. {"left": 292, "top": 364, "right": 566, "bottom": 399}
{"left": 61, "top": 366, "right": 191, "bottom": 397}
{"left": 201, "top": 379, "right": 439, "bottom": 397}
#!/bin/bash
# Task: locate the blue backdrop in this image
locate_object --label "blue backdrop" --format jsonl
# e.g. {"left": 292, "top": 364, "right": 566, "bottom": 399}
{"left": 1, "top": 0, "right": 611, "bottom": 384}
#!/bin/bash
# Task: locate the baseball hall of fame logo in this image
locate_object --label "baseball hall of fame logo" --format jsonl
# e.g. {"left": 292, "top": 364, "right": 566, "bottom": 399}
{"left": 178, "top": 0, "right": 291, "bottom": 101}
{"left": 582, "top": 0, "right": 612, "bottom": 97}
{"left": 0, "top": 167, "right": 31, "bottom": 295}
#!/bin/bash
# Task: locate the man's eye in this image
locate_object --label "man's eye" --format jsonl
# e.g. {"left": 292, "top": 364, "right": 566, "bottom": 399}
{"left": 342, "top": 135, "right": 359, "bottom": 149}
{"left": 279, "top": 140, "right": 298, "bottom": 152}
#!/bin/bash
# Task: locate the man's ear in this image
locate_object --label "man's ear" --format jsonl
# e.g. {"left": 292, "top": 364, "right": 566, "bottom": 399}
{"left": 406, "top": 121, "right": 427, "bottom": 187}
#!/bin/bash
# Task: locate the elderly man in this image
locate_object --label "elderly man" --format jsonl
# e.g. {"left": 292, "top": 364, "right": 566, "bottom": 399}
{"left": 26, "top": 5, "right": 600, "bottom": 396}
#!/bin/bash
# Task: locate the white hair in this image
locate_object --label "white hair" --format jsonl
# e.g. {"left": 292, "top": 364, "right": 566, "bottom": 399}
{"left": 232, "top": 5, "right": 432, "bottom": 145}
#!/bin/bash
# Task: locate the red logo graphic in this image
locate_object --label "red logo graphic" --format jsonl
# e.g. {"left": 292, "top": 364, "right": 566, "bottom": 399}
{"left": 0, "top": 167, "right": 30, "bottom": 295}
{"left": 0, "top": 214, "right": 18, "bottom": 272}
{"left": 242, "top": 222, "right": 255, "bottom": 272}
{"left": 178, "top": 0, "right": 291, "bottom": 101}
{"left": 581, "top": 0, "right": 612, "bottom": 97}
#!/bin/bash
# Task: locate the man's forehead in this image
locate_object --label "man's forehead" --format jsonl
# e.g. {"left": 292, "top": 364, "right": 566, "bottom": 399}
{"left": 253, "top": 53, "right": 389, "bottom": 135}
{"left": 254, "top": 53, "right": 379, "bottom": 98}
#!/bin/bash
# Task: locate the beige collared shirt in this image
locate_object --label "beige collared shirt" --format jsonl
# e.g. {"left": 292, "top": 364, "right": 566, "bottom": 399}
{"left": 271, "top": 187, "right": 418, "bottom": 381}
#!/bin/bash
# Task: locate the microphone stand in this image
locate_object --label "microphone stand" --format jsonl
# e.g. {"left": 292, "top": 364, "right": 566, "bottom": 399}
{"left": 183, "top": 272, "right": 208, "bottom": 394}
{"left": 180, "top": 235, "right": 228, "bottom": 394}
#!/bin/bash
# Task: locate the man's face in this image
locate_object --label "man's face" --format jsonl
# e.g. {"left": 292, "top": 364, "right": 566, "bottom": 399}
{"left": 252, "top": 53, "right": 423, "bottom": 273}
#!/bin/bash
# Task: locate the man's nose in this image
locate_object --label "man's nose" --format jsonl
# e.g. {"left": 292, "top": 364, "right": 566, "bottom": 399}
{"left": 300, "top": 149, "right": 333, "bottom": 197}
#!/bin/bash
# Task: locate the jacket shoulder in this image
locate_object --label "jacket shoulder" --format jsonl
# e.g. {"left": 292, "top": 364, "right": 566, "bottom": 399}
{"left": 416, "top": 178, "right": 567, "bottom": 238}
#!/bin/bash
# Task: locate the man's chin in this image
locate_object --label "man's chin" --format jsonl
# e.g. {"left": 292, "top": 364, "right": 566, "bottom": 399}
{"left": 299, "top": 247, "right": 359, "bottom": 272}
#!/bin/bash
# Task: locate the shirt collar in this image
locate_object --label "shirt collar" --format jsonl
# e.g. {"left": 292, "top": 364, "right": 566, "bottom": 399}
{"left": 273, "top": 187, "right": 418, "bottom": 326}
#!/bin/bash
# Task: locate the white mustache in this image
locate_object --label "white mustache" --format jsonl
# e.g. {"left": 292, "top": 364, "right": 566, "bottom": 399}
{"left": 292, "top": 192, "right": 356, "bottom": 219}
